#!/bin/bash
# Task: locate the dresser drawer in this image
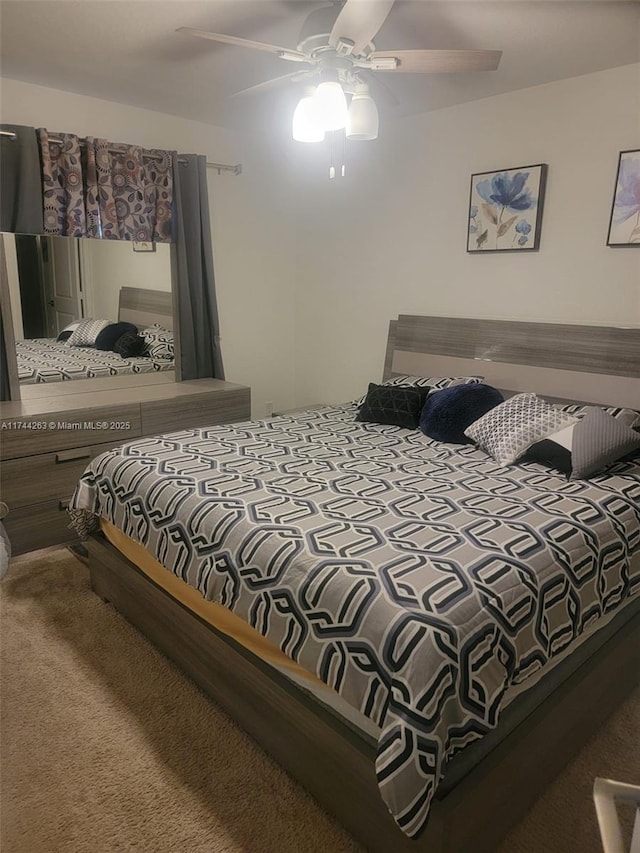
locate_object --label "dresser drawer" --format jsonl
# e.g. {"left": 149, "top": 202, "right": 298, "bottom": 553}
{"left": 3, "top": 500, "right": 77, "bottom": 556}
{"left": 2, "top": 442, "right": 105, "bottom": 508}
{"left": 0, "top": 404, "right": 142, "bottom": 460}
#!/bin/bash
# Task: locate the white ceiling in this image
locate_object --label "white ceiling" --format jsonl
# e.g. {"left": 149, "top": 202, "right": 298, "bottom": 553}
{"left": 0, "top": 0, "right": 638, "bottom": 131}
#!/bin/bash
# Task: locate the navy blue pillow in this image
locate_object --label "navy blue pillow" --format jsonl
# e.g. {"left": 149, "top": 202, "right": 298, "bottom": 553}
{"left": 420, "top": 383, "right": 504, "bottom": 444}
{"left": 95, "top": 322, "right": 138, "bottom": 351}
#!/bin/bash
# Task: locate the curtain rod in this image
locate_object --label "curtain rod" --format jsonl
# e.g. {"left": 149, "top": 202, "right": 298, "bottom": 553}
{"left": 0, "top": 129, "right": 242, "bottom": 175}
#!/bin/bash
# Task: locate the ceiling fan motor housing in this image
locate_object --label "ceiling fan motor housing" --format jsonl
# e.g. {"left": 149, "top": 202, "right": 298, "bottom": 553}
{"left": 297, "top": 5, "right": 339, "bottom": 48}
{"left": 297, "top": 4, "right": 373, "bottom": 60}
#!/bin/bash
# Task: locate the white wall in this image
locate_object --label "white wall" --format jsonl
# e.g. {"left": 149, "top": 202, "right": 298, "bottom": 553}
{"left": 288, "top": 63, "right": 640, "bottom": 407}
{"left": 2, "top": 66, "right": 639, "bottom": 415}
{"left": 0, "top": 77, "right": 298, "bottom": 416}
{"left": 79, "top": 240, "right": 172, "bottom": 321}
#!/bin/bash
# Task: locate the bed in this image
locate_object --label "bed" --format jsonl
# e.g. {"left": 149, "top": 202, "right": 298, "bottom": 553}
{"left": 17, "top": 286, "right": 175, "bottom": 384}
{"left": 69, "top": 315, "right": 640, "bottom": 853}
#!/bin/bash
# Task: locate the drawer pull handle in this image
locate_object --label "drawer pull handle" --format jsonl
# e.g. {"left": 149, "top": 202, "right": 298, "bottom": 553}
{"left": 55, "top": 449, "right": 91, "bottom": 464}
{"left": 58, "top": 500, "right": 70, "bottom": 511}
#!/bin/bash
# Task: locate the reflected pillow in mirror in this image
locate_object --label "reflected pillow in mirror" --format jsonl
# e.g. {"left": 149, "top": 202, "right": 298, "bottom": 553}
{"left": 95, "top": 322, "right": 138, "bottom": 351}
{"left": 56, "top": 321, "right": 81, "bottom": 343}
{"left": 141, "top": 325, "right": 174, "bottom": 360}
{"left": 67, "top": 318, "right": 111, "bottom": 347}
{"left": 113, "top": 332, "right": 148, "bottom": 359}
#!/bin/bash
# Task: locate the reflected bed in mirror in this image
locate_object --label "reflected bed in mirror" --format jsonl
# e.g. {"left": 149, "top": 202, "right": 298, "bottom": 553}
{"left": 2, "top": 234, "right": 175, "bottom": 385}
{"left": 16, "top": 287, "right": 175, "bottom": 384}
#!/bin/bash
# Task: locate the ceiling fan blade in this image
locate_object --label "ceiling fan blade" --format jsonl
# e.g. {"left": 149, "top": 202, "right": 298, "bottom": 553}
{"left": 230, "top": 71, "right": 314, "bottom": 98}
{"left": 176, "top": 27, "right": 307, "bottom": 61}
{"left": 371, "top": 49, "right": 502, "bottom": 73}
{"left": 329, "top": 0, "right": 395, "bottom": 55}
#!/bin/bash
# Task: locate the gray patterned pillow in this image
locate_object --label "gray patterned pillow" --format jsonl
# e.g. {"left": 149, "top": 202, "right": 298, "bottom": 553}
{"left": 67, "top": 318, "right": 111, "bottom": 347}
{"left": 383, "top": 375, "right": 484, "bottom": 390}
{"left": 464, "top": 393, "right": 578, "bottom": 466}
{"left": 529, "top": 407, "right": 640, "bottom": 479}
{"left": 560, "top": 404, "right": 640, "bottom": 429}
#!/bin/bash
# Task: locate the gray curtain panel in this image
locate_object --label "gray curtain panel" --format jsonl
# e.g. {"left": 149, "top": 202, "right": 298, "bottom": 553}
{"left": 0, "top": 124, "right": 44, "bottom": 234}
{"left": 172, "top": 154, "right": 224, "bottom": 381}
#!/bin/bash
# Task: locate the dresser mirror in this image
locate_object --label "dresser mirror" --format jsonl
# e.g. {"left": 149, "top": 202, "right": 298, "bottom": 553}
{"left": 2, "top": 232, "right": 176, "bottom": 395}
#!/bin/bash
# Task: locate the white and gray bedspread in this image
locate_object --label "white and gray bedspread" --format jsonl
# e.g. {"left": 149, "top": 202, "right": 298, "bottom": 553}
{"left": 69, "top": 403, "right": 640, "bottom": 838}
{"left": 17, "top": 339, "right": 174, "bottom": 383}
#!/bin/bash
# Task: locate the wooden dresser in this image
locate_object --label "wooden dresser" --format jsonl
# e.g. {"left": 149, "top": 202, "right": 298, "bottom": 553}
{"left": 1, "top": 376, "right": 251, "bottom": 555}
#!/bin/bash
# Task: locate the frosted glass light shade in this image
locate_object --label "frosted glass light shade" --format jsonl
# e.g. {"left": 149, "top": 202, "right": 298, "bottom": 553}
{"left": 292, "top": 93, "right": 325, "bottom": 142}
{"left": 315, "top": 81, "right": 348, "bottom": 131}
{"left": 346, "top": 88, "right": 379, "bottom": 140}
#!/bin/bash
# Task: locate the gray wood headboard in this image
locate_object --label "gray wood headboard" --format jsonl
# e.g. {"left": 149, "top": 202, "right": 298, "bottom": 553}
{"left": 118, "top": 286, "right": 173, "bottom": 330}
{"left": 384, "top": 315, "right": 640, "bottom": 408}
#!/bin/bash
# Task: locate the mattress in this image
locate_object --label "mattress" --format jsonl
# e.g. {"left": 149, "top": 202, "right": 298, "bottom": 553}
{"left": 17, "top": 338, "right": 174, "bottom": 383}
{"left": 69, "top": 403, "right": 640, "bottom": 838}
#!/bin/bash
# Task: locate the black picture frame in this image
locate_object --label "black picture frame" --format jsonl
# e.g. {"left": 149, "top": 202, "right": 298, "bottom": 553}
{"left": 606, "top": 149, "right": 640, "bottom": 248}
{"left": 467, "top": 163, "right": 548, "bottom": 253}
{"left": 132, "top": 241, "right": 156, "bottom": 253}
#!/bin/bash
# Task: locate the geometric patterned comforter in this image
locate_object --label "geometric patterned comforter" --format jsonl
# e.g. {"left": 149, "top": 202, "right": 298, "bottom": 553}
{"left": 16, "top": 338, "right": 174, "bottom": 383}
{"left": 68, "top": 404, "right": 640, "bottom": 838}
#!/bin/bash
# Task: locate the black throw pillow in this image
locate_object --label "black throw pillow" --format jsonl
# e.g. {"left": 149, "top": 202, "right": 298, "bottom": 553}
{"left": 420, "top": 382, "right": 504, "bottom": 444}
{"left": 357, "top": 383, "right": 432, "bottom": 429}
{"left": 113, "top": 332, "right": 148, "bottom": 358}
{"left": 95, "top": 321, "right": 138, "bottom": 351}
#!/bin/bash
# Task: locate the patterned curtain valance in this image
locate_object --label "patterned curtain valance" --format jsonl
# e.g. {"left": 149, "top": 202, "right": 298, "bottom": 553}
{"left": 37, "top": 128, "right": 173, "bottom": 242}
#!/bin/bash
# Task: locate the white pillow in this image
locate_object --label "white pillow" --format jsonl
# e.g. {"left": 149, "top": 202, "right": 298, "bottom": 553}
{"left": 56, "top": 321, "right": 81, "bottom": 343}
{"left": 464, "top": 393, "right": 578, "bottom": 466}
{"left": 67, "top": 319, "right": 111, "bottom": 347}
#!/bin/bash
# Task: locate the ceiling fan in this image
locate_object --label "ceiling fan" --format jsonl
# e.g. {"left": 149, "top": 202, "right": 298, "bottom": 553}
{"left": 177, "top": 1, "right": 502, "bottom": 142}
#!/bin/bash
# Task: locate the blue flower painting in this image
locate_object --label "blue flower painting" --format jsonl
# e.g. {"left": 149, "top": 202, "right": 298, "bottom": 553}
{"left": 607, "top": 150, "right": 640, "bottom": 247}
{"left": 467, "top": 164, "right": 547, "bottom": 252}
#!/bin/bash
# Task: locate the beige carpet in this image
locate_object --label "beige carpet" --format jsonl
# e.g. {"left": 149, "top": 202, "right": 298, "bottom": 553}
{"left": 1, "top": 550, "right": 637, "bottom": 853}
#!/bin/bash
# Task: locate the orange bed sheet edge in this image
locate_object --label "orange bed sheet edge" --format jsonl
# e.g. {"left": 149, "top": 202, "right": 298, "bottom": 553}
{"left": 100, "top": 517, "right": 328, "bottom": 688}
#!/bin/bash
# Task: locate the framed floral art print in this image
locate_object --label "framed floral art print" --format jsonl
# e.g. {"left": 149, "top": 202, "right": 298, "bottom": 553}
{"left": 467, "top": 163, "right": 547, "bottom": 253}
{"left": 606, "top": 149, "right": 640, "bottom": 247}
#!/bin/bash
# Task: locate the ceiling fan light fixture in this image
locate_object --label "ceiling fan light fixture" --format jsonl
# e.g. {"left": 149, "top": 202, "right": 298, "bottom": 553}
{"left": 292, "top": 91, "right": 325, "bottom": 142}
{"left": 314, "top": 81, "right": 348, "bottom": 132}
{"left": 346, "top": 85, "right": 379, "bottom": 140}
